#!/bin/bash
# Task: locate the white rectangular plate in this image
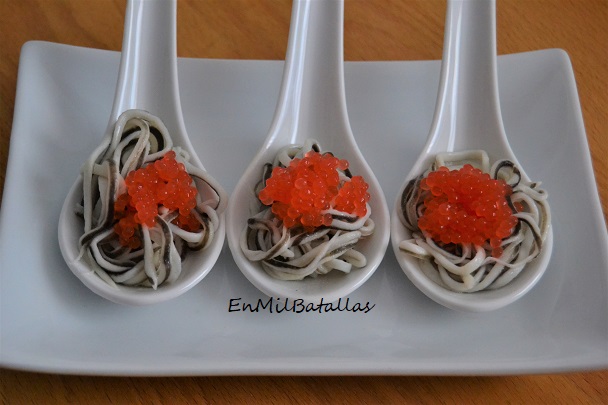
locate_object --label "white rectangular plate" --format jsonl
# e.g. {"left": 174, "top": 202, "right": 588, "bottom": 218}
{"left": 1, "top": 41, "right": 606, "bottom": 375}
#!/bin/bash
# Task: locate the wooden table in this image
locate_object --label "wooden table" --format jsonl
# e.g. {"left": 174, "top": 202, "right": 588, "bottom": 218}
{"left": 1, "top": 0, "right": 606, "bottom": 403}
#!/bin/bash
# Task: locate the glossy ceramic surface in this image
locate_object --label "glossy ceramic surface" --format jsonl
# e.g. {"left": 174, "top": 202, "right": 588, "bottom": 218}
{"left": 391, "top": 0, "right": 553, "bottom": 311}
{"left": 1, "top": 42, "right": 606, "bottom": 375}
{"left": 57, "top": 0, "right": 227, "bottom": 305}
{"left": 226, "top": 0, "right": 390, "bottom": 303}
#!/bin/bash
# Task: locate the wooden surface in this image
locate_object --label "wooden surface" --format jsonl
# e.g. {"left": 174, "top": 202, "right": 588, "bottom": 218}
{"left": 0, "top": 0, "right": 606, "bottom": 403}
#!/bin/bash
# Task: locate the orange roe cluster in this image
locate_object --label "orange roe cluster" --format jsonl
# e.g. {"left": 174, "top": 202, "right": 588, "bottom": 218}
{"left": 258, "top": 151, "right": 370, "bottom": 230}
{"left": 113, "top": 151, "right": 200, "bottom": 248}
{"left": 418, "top": 164, "right": 518, "bottom": 257}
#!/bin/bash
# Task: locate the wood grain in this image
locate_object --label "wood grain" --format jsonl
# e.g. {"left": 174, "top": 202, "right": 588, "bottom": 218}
{"left": 1, "top": 0, "right": 606, "bottom": 403}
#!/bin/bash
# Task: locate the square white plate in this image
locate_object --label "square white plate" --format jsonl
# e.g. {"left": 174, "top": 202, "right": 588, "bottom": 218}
{"left": 1, "top": 41, "right": 606, "bottom": 375}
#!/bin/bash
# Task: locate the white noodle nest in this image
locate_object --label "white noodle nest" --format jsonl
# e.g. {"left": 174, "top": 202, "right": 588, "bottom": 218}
{"left": 240, "top": 139, "right": 375, "bottom": 280}
{"left": 398, "top": 150, "right": 551, "bottom": 293}
{"left": 76, "top": 109, "right": 226, "bottom": 289}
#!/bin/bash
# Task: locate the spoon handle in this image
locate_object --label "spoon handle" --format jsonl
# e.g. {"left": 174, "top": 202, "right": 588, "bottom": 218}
{"left": 109, "top": 0, "right": 183, "bottom": 134}
{"left": 270, "top": 0, "right": 349, "bottom": 146}
{"left": 430, "top": 0, "right": 509, "bottom": 158}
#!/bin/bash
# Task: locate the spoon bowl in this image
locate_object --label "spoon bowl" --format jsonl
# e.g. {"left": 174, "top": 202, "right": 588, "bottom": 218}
{"left": 391, "top": 0, "right": 553, "bottom": 312}
{"left": 226, "top": 0, "right": 390, "bottom": 303}
{"left": 58, "top": 0, "right": 227, "bottom": 305}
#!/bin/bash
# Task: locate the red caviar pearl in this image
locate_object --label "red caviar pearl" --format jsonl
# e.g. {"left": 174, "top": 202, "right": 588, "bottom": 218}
{"left": 259, "top": 151, "right": 370, "bottom": 230}
{"left": 418, "top": 164, "right": 517, "bottom": 257}
{"left": 113, "top": 151, "right": 201, "bottom": 247}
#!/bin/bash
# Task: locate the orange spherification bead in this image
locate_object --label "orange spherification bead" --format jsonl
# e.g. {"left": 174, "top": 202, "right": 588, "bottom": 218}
{"left": 417, "top": 164, "right": 517, "bottom": 257}
{"left": 174, "top": 211, "right": 202, "bottom": 233}
{"left": 259, "top": 151, "right": 370, "bottom": 230}
{"left": 113, "top": 151, "right": 201, "bottom": 247}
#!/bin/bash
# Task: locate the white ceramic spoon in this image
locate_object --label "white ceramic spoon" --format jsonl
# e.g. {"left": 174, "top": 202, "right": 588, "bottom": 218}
{"left": 58, "top": 0, "right": 227, "bottom": 305}
{"left": 226, "top": 0, "right": 390, "bottom": 303}
{"left": 391, "top": 0, "right": 553, "bottom": 312}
